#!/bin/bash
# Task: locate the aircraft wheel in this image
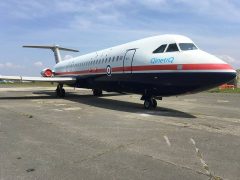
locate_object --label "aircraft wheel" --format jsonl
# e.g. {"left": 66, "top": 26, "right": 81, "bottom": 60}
{"left": 93, "top": 89, "right": 103, "bottom": 96}
{"left": 144, "top": 99, "right": 152, "bottom": 109}
{"left": 152, "top": 99, "right": 157, "bottom": 108}
{"left": 56, "top": 84, "right": 65, "bottom": 98}
{"left": 56, "top": 88, "right": 60, "bottom": 96}
{"left": 60, "top": 88, "right": 65, "bottom": 98}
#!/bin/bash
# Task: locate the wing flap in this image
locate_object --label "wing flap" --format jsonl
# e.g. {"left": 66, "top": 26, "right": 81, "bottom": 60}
{"left": 0, "top": 75, "right": 76, "bottom": 83}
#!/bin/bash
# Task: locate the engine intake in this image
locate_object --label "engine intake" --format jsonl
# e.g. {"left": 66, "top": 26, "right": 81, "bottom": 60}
{"left": 41, "top": 68, "right": 53, "bottom": 77}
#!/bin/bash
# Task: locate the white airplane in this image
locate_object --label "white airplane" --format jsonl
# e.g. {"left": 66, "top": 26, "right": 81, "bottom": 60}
{"left": 0, "top": 34, "right": 237, "bottom": 109}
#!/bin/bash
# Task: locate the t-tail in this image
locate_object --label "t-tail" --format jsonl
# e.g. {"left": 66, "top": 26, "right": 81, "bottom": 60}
{"left": 22, "top": 45, "right": 79, "bottom": 63}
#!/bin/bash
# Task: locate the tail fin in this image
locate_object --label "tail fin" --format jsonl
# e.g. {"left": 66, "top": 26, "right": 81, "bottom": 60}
{"left": 23, "top": 45, "right": 79, "bottom": 64}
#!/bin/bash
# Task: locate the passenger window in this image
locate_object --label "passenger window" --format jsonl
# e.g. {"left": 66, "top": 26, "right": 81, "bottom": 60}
{"left": 166, "top": 43, "right": 179, "bottom": 52}
{"left": 105, "top": 58, "right": 108, "bottom": 63}
{"left": 116, "top": 56, "right": 119, "bottom": 61}
{"left": 153, "top": 44, "right": 167, "bottom": 53}
{"left": 108, "top": 57, "right": 111, "bottom": 62}
{"left": 112, "top": 57, "right": 115, "bottom": 62}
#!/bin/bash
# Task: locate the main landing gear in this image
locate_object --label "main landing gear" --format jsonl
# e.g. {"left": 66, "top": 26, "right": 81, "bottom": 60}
{"left": 56, "top": 84, "right": 65, "bottom": 98}
{"left": 141, "top": 95, "right": 158, "bottom": 109}
{"left": 92, "top": 89, "right": 103, "bottom": 96}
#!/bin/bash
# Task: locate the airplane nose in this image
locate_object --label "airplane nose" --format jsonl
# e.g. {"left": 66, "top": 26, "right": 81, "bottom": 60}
{"left": 215, "top": 56, "right": 237, "bottom": 84}
{"left": 199, "top": 70, "right": 237, "bottom": 89}
{"left": 221, "top": 71, "right": 237, "bottom": 84}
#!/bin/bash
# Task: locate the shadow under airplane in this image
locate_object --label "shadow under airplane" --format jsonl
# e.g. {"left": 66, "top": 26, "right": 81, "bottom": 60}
{"left": 0, "top": 90, "right": 196, "bottom": 119}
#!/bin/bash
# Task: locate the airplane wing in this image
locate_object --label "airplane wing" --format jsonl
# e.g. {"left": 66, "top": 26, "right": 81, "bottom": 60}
{"left": 0, "top": 75, "right": 76, "bottom": 83}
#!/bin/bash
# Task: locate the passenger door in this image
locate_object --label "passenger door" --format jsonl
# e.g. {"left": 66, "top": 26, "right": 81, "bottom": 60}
{"left": 123, "top": 49, "right": 136, "bottom": 73}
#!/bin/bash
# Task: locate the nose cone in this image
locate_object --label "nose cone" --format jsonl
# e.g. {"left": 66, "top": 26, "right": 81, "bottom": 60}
{"left": 200, "top": 51, "right": 237, "bottom": 85}
{"left": 218, "top": 70, "right": 237, "bottom": 84}
{"left": 185, "top": 51, "right": 237, "bottom": 91}
{"left": 209, "top": 58, "right": 237, "bottom": 85}
{"left": 216, "top": 56, "right": 237, "bottom": 84}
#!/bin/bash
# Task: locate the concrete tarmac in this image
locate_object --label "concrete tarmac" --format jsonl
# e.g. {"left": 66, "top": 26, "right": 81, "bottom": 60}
{"left": 0, "top": 87, "right": 239, "bottom": 180}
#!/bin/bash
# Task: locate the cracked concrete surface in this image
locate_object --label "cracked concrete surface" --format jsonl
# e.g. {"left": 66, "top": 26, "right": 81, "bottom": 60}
{"left": 0, "top": 88, "right": 239, "bottom": 180}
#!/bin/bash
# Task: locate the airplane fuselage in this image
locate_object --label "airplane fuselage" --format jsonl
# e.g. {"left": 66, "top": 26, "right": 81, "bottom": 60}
{"left": 53, "top": 34, "right": 236, "bottom": 97}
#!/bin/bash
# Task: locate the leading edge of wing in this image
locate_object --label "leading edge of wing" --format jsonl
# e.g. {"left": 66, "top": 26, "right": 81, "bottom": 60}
{"left": 0, "top": 75, "right": 76, "bottom": 83}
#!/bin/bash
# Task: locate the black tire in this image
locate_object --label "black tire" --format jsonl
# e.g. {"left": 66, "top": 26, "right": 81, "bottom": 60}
{"left": 152, "top": 99, "right": 157, "bottom": 108}
{"left": 56, "top": 88, "right": 61, "bottom": 97}
{"left": 56, "top": 87, "right": 65, "bottom": 98}
{"left": 93, "top": 89, "right": 103, "bottom": 96}
{"left": 60, "top": 89, "right": 65, "bottom": 98}
{"left": 144, "top": 99, "right": 152, "bottom": 109}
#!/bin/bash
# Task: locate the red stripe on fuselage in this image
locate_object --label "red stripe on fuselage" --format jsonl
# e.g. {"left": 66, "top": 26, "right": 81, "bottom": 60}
{"left": 54, "top": 63, "right": 233, "bottom": 76}
{"left": 182, "top": 64, "right": 232, "bottom": 70}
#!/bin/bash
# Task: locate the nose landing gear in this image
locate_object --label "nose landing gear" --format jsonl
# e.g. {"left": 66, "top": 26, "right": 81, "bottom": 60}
{"left": 56, "top": 84, "right": 65, "bottom": 97}
{"left": 141, "top": 95, "right": 158, "bottom": 109}
{"left": 92, "top": 89, "right": 103, "bottom": 96}
{"left": 143, "top": 98, "right": 157, "bottom": 109}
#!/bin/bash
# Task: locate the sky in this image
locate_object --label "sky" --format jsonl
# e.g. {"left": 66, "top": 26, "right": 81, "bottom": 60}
{"left": 0, "top": 0, "right": 239, "bottom": 75}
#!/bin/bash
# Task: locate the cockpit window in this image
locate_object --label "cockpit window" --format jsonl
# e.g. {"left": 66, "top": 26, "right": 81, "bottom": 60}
{"left": 179, "top": 43, "right": 197, "bottom": 51}
{"left": 153, "top": 44, "right": 167, "bottom": 53}
{"left": 166, "top": 43, "right": 179, "bottom": 52}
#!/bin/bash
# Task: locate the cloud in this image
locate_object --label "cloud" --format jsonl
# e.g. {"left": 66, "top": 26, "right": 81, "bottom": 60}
{"left": 0, "top": 62, "right": 24, "bottom": 69}
{"left": 137, "top": 0, "right": 240, "bottom": 22}
{"left": 34, "top": 61, "right": 44, "bottom": 67}
{"left": 63, "top": 55, "right": 73, "bottom": 60}
{"left": 0, "top": 0, "right": 239, "bottom": 75}
{"left": 0, "top": 1, "right": 52, "bottom": 19}
{"left": 217, "top": 55, "right": 236, "bottom": 64}
{"left": 1, "top": 0, "right": 240, "bottom": 24}
{"left": 70, "top": 17, "right": 93, "bottom": 30}
{"left": 215, "top": 55, "right": 240, "bottom": 69}
{"left": 177, "top": 0, "right": 240, "bottom": 23}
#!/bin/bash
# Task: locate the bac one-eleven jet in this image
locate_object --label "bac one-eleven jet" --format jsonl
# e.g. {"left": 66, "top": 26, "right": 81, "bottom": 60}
{"left": 0, "top": 34, "right": 237, "bottom": 109}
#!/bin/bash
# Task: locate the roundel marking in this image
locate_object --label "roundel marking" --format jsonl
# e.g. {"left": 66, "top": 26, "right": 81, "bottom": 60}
{"left": 106, "top": 65, "right": 112, "bottom": 76}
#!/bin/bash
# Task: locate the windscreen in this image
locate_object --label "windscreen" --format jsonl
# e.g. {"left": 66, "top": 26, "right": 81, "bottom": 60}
{"left": 153, "top": 44, "right": 167, "bottom": 53}
{"left": 166, "top": 43, "right": 179, "bottom": 52}
{"left": 179, "top": 43, "right": 197, "bottom": 51}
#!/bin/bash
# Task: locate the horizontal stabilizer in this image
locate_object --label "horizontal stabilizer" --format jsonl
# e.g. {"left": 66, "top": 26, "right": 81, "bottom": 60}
{"left": 23, "top": 45, "right": 79, "bottom": 63}
{"left": 23, "top": 45, "right": 79, "bottom": 52}
{"left": 0, "top": 75, "right": 76, "bottom": 83}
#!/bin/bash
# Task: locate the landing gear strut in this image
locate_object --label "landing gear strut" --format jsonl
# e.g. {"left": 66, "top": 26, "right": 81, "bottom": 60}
{"left": 56, "top": 84, "right": 65, "bottom": 97}
{"left": 141, "top": 95, "right": 157, "bottom": 109}
{"left": 92, "top": 89, "right": 103, "bottom": 96}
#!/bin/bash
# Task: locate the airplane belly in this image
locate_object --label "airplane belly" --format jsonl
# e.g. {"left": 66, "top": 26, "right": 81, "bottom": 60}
{"left": 87, "top": 71, "right": 236, "bottom": 96}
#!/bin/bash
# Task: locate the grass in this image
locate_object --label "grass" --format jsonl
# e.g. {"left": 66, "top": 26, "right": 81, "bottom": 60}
{"left": 208, "top": 87, "right": 240, "bottom": 93}
{"left": 1, "top": 82, "right": 240, "bottom": 94}
{"left": 0, "top": 82, "right": 56, "bottom": 87}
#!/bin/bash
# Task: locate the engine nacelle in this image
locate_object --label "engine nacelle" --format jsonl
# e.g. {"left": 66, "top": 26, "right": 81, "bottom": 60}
{"left": 41, "top": 68, "right": 53, "bottom": 77}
